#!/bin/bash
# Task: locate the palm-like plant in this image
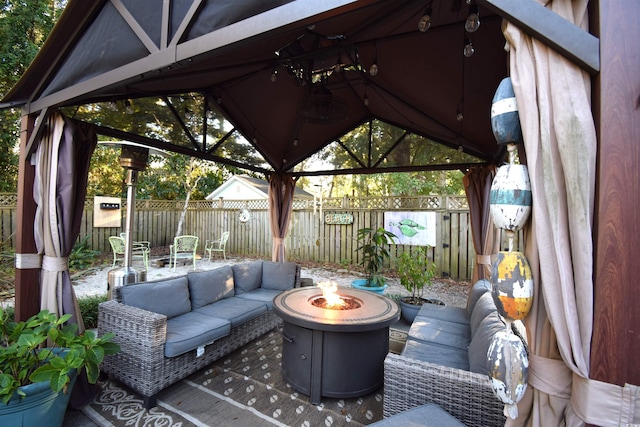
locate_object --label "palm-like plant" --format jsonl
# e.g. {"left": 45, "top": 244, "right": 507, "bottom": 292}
{"left": 355, "top": 227, "right": 397, "bottom": 287}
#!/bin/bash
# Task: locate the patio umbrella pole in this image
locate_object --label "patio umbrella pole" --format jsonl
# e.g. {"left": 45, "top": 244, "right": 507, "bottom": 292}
{"left": 107, "top": 146, "right": 148, "bottom": 299}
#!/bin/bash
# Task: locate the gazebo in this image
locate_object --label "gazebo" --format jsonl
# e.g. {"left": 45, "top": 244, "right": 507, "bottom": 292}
{"left": 1, "top": 1, "right": 638, "bottom": 425}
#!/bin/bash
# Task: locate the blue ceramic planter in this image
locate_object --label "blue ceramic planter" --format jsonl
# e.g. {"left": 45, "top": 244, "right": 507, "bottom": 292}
{"left": 0, "top": 355, "right": 77, "bottom": 427}
{"left": 351, "top": 279, "right": 387, "bottom": 295}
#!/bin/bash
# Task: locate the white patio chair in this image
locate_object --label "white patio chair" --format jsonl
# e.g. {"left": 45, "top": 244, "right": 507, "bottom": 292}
{"left": 204, "top": 231, "right": 230, "bottom": 260}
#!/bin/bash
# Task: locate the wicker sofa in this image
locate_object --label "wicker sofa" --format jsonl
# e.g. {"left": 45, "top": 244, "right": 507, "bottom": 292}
{"left": 383, "top": 280, "right": 509, "bottom": 427}
{"left": 98, "top": 260, "right": 300, "bottom": 408}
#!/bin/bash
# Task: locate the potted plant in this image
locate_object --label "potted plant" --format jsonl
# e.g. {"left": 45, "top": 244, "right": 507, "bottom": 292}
{"left": 0, "top": 307, "right": 120, "bottom": 426}
{"left": 352, "top": 227, "right": 397, "bottom": 294}
{"left": 397, "top": 246, "right": 441, "bottom": 322}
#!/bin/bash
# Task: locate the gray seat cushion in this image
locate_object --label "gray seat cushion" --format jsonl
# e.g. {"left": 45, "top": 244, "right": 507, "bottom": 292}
{"left": 232, "top": 261, "right": 263, "bottom": 294}
{"left": 261, "top": 261, "right": 297, "bottom": 290}
{"left": 368, "top": 403, "right": 466, "bottom": 427}
{"left": 401, "top": 337, "right": 470, "bottom": 371}
{"left": 408, "top": 317, "right": 471, "bottom": 351}
{"left": 194, "top": 297, "right": 267, "bottom": 328}
{"left": 120, "top": 276, "right": 191, "bottom": 319}
{"left": 187, "top": 265, "right": 234, "bottom": 309}
{"left": 165, "top": 311, "right": 230, "bottom": 357}
{"left": 235, "top": 288, "right": 282, "bottom": 310}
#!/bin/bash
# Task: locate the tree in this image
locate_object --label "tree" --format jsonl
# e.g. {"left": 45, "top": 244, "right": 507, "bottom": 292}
{"left": 0, "top": 0, "right": 64, "bottom": 191}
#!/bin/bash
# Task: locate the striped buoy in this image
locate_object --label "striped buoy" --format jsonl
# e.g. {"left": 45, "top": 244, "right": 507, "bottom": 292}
{"left": 491, "top": 77, "right": 523, "bottom": 145}
{"left": 491, "top": 251, "right": 534, "bottom": 321}
{"left": 490, "top": 164, "right": 532, "bottom": 232}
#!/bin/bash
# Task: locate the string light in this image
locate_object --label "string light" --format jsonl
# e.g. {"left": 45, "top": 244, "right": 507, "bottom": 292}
{"left": 418, "top": 7, "right": 433, "bottom": 32}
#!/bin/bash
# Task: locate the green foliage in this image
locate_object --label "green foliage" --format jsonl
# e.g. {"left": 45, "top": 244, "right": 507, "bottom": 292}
{"left": 68, "top": 235, "right": 101, "bottom": 272}
{"left": 0, "top": 0, "right": 64, "bottom": 192}
{"left": 397, "top": 247, "right": 436, "bottom": 303}
{"left": 77, "top": 295, "right": 107, "bottom": 330}
{"left": 0, "top": 308, "right": 120, "bottom": 403}
{"left": 354, "top": 227, "right": 397, "bottom": 287}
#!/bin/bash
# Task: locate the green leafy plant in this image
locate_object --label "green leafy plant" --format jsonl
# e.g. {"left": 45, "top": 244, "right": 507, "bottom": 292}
{"left": 397, "top": 246, "right": 436, "bottom": 304}
{"left": 0, "top": 308, "right": 120, "bottom": 404}
{"left": 69, "top": 234, "right": 101, "bottom": 272}
{"left": 355, "top": 227, "right": 397, "bottom": 287}
{"left": 77, "top": 295, "right": 108, "bottom": 330}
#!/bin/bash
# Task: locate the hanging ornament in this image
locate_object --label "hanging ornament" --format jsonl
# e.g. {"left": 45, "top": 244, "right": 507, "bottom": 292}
{"left": 491, "top": 251, "right": 534, "bottom": 321}
{"left": 491, "top": 77, "right": 523, "bottom": 145}
{"left": 489, "top": 158, "right": 532, "bottom": 232}
{"left": 487, "top": 329, "right": 529, "bottom": 419}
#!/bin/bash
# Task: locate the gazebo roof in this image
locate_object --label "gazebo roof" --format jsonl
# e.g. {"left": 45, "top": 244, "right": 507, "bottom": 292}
{"left": 2, "top": 0, "right": 517, "bottom": 175}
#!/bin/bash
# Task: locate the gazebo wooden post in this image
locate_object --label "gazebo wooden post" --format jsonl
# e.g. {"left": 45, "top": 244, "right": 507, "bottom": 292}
{"left": 591, "top": 0, "right": 640, "bottom": 396}
{"left": 14, "top": 110, "right": 40, "bottom": 321}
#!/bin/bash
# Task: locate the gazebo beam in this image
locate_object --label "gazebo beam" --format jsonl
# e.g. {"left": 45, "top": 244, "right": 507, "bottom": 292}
{"left": 478, "top": 0, "right": 600, "bottom": 74}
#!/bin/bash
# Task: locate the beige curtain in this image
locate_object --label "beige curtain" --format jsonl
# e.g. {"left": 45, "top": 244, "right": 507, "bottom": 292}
{"left": 33, "top": 112, "right": 96, "bottom": 332}
{"left": 463, "top": 165, "right": 499, "bottom": 283}
{"left": 503, "top": 1, "right": 639, "bottom": 425}
{"left": 268, "top": 173, "right": 297, "bottom": 262}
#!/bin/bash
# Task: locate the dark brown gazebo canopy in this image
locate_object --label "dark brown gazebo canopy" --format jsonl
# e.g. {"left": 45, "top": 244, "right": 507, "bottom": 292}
{"left": 1, "top": 0, "right": 595, "bottom": 176}
{"left": 2, "top": 1, "right": 639, "bottom": 426}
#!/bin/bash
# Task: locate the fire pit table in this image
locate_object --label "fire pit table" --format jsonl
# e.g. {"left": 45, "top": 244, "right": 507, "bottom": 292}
{"left": 273, "top": 286, "right": 400, "bottom": 404}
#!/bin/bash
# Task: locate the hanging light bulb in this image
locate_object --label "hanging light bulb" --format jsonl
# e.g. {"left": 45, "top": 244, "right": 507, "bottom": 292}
{"left": 464, "top": 39, "right": 475, "bottom": 57}
{"left": 418, "top": 8, "right": 433, "bottom": 32}
{"left": 270, "top": 69, "right": 278, "bottom": 82}
{"left": 465, "top": 5, "right": 481, "bottom": 33}
{"left": 369, "top": 61, "right": 378, "bottom": 76}
{"left": 457, "top": 112, "right": 464, "bottom": 121}
{"left": 363, "top": 94, "right": 369, "bottom": 106}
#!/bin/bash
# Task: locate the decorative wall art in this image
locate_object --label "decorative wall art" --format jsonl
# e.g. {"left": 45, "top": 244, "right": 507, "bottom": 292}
{"left": 384, "top": 211, "right": 436, "bottom": 246}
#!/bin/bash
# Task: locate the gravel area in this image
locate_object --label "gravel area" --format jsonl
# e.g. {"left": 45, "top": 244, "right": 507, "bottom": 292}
{"left": 2, "top": 255, "right": 470, "bottom": 309}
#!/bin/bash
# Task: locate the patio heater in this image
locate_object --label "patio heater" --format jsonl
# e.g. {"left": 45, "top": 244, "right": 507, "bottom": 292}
{"left": 107, "top": 145, "right": 149, "bottom": 299}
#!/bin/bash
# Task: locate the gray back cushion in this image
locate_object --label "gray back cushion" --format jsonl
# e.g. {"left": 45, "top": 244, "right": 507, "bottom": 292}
{"left": 232, "top": 261, "right": 263, "bottom": 294}
{"left": 469, "top": 292, "right": 496, "bottom": 337}
{"left": 466, "top": 279, "right": 492, "bottom": 317}
{"left": 120, "top": 276, "right": 191, "bottom": 318}
{"left": 467, "top": 311, "right": 506, "bottom": 374}
{"left": 262, "top": 261, "right": 297, "bottom": 290}
{"left": 187, "top": 266, "right": 234, "bottom": 309}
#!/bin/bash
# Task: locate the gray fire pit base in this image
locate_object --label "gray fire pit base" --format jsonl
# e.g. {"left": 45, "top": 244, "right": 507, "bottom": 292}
{"left": 280, "top": 321, "right": 390, "bottom": 404}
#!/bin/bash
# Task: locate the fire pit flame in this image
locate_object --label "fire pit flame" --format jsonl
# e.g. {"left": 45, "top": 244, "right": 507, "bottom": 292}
{"left": 317, "top": 281, "right": 346, "bottom": 308}
{"left": 314, "top": 281, "right": 362, "bottom": 310}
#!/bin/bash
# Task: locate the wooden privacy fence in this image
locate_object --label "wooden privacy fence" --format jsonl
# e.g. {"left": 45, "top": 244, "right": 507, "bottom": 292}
{"left": 0, "top": 194, "right": 522, "bottom": 281}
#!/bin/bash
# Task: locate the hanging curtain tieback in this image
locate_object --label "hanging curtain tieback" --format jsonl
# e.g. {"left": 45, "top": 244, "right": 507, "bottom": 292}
{"left": 572, "top": 373, "right": 640, "bottom": 426}
{"left": 476, "top": 254, "right": 492, "bottom": 265}
{"left": 42, "top": 255, "right": 68, "bottom": 272}
{"left": 528, "top": 353, "right": 572, "bottom": 399}
{"left": 14, "top": 253, "right": 42, "bottom": 269}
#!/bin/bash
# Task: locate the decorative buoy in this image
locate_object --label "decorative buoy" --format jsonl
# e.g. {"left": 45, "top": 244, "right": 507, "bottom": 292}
{"left": 491, "top": 251, "right": 534, "bottom": 321}
{"left": 490, "top": 163, "right": 532, "bottom": 232}
{"left": 487, "top": 330, "right": 529, "bottom": 419}
{"left": 491, "top": 77, "right": 523, "bottom": 145}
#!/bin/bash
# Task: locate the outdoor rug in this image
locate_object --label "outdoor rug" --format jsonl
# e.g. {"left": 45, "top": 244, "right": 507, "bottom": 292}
{"left": 81, "top": 328, "right": 407, "bottom": 426}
